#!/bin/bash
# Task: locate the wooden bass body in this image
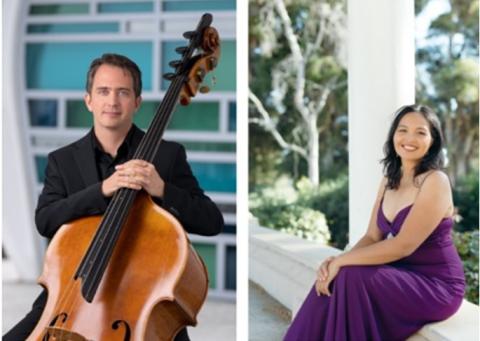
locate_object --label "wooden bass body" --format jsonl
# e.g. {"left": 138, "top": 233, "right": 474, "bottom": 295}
{"left": 27, "top": 192, "right": 208, "bottom": 341}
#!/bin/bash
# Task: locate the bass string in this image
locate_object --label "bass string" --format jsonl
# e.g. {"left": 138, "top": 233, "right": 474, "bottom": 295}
{"left": 80, "top": 74, "right": 188, "bottom": 298}
{"left": 78, "top": 65, "right": 190, "bottom": 286}
{"left": 45, "top": 17, "right": 209, "bottom": 336}
{"left": 86, "top": 39, "right": 199, "bottom": 268}
{"left": 58, "top": 58, "right": 191, "bottom": 318}
{"left": 47, "top": 273, "right": 81, "bottom": 334}
{"left": 54, "top": 75, "right": 186, "bottom": 331}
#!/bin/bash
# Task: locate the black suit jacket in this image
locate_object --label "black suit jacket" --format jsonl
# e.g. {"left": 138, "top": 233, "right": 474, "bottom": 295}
{"left": 35, "top": 125, "right": 224, "bottom": 239}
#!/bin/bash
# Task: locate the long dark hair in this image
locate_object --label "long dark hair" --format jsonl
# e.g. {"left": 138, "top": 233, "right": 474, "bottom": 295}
{"left": 381, "top": 104, "right": 445, "bottom": 189}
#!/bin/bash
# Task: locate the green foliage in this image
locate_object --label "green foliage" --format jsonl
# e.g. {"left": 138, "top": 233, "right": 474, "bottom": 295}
{"left": 251, "top": 174, "right": 479, "bottom": 304}
{"left": 414, "top": 0, "right": 430, "bottom": 15}
{"left": 250, "top": 177, "right": 330, "bottom": 243}
{"left": 307, "top": 56, "right": 343, "bottom": 82}
{"left": 274, "top": 206, "right": 330, "bottom": 242}
{"left": 250, "top": 175, "right": 349, "bottom": 247}
{"left": 453, "top": 171, "right": 479, "bottom": 232}
{"left": 432, "top": 58, "right": 479, "bottom": 104}
{"left": 453, "top": 230, "right": 479, "bottom": 304}
{"left": 248, "top": 125, "right": 284, "bottom": 188}
{"left": 249, "top": 0, "right": 348, "bottom": 184}
{"left": 416, "top": 0, "right": 479, "bottom": 181}
{"left": 299, "top": 175, "right": 349, "bottom": 249}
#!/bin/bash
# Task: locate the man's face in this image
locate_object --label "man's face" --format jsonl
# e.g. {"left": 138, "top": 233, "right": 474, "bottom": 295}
{"left": 84, "top": 64, "right": 141, "bottom": 131}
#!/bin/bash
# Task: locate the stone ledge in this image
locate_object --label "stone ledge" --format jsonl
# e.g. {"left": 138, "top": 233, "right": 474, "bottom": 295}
{"left": 408, "top": 299, "right": 479, "bottom": 341}
{"left": 249, "top": 221, "right": 479, "bottom": 340}
{"left": 249, "top": 221, "right": 340, "bottom": 315}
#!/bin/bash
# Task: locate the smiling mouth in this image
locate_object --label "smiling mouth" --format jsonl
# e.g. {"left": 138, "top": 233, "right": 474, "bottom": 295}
{"left": 401, "top": 144, "right": 418, "bottom": 151}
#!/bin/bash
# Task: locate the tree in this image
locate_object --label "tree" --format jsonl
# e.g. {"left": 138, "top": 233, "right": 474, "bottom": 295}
{"left": 249, "top": 0, "right": 347, "bottom": 185}
{"left": 416, "top": 0, "right": 479, "bottom": 181}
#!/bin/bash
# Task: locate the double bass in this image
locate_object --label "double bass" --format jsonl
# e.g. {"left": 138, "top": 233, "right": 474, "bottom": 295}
{"left": 27, "top": 13, "right": 221, "bottom": 341}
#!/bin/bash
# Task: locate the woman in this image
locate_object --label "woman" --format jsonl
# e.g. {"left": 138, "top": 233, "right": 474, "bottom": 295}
{"left": 284, "top": 104, "right": 465, "bottom": 341}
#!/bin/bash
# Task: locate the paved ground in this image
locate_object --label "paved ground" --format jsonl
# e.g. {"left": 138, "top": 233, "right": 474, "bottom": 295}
{"left": 249, "top": 281, "right": 290, "bottom": 341}
{"left": 3, "top": 281, "right": 291, "bottom": 340}
{"left": 2, "top": 281, "right": 235, "bottom": 340}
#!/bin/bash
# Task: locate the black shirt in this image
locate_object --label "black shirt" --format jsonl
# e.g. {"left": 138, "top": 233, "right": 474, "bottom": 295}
{"left": 91, "top": 126, "right": 136, "bottom": 181}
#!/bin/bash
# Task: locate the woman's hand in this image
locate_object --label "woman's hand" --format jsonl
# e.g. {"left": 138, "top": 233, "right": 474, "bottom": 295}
{"left": 315, "top": 258, "right": 340, "bottom": 297}
{"left": 316, "top": 256, "right": 335, "bottom": 283}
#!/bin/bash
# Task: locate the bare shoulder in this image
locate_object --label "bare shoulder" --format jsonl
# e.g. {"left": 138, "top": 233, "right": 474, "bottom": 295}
{"left": 416, "top": 171, "right": 454, "bottom": 217}
{"left": 375, "top": 176, "right": 388, "bottom": 197}
{"left": 422, "top": 170, "right": 451, "bottom": 188}
{"left": 418, "top": 170, "right": 452, "bottom": 200}
{"left": 380, "top": 176, "right": 388, "bottom": 186}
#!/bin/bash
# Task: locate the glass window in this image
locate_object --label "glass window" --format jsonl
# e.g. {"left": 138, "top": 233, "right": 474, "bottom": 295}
{"left": 228, "top": 101, "right": 236, "bottom": 132}
{"left": 134, "top": 101, "right": 220, "bottom": 131}
{"left": 162, "top": 0, "right": 235, "bottom": 11}
{"left": 29, "top": 99, "right": 57, "bottom": 127}
{"left": 192, "top": 243, "right": 217, "bottom": 289}
{"left": 29, "top": 4, "right": 89, "bottom": 15}
{"left": 223, "top": 224, "right": 236, "bottom": 234}
{"left": 98, "top": 2, "right": 154, "bottom": 13}
{"left": 181, "top": 141, "right": 236, "bottom": 152}
{"left": 225, "top": 245, "right": 236, "bottom": 290}
{"left": 66, "top": 100, "right": 92, "bottom": 127}
{"left": 190, "top": 162, "right": 236, "bottom": 193}
{"left": 35, "top": 155, "right": 48, "bottom": 183}
{"left": 27, "top": 23, "right": 119, "bottom": 34}
{"left": 26, "top": 42, "right": 152, "bottom": 90}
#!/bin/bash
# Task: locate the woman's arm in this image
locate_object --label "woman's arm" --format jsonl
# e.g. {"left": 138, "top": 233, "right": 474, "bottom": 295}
{"left": 335, "top": 171, "right": 452, "bottom": 267}
{"left": 349, "top": 235, "right": 379, "bottom": 250}
{"left": 317, "top": 171, "right": 452, "bottom": 296}
{"left": 317, "top": 177, "right": 386, "bottom": 287}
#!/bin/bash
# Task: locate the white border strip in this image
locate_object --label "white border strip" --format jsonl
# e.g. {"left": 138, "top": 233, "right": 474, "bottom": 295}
{"left": 236, "top": 0, "right": 248, "bottom": 338}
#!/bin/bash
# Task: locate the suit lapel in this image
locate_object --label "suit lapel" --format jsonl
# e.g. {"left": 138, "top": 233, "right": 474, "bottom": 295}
{"left": 73, "top": 130, "right": 100, "bottom": 186}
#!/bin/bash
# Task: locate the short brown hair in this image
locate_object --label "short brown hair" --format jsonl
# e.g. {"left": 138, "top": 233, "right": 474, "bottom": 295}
{"left": 86, "top": 53, "right": 142, "bottom": 97}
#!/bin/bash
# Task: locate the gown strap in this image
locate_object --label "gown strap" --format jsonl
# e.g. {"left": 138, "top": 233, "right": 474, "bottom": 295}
{"left": 380, "top": 182, "right": 388, "bottom": 204}
{"left": 384, "top": 170, "right": 440, "bottom": 204}
{"left": 414, "top": 170, "right": 441, "bottom": 199}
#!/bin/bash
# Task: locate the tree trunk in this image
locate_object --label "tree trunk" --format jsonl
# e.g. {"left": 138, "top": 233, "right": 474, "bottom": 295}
{"left": 307, "top": 115, "right": 319, "bottom": 185}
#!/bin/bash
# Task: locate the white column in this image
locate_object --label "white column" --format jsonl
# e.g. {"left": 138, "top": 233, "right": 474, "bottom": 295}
{"left": 3, "top": 0, "right": 43, "bottom": 280}
{"left": 348, "top": 0, "right": 415, "bottom": 245}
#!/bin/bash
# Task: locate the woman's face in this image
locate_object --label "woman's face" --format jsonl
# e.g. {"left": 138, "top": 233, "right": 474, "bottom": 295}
{"left": 393, "top": 112, "right": 433, "bottom": 164}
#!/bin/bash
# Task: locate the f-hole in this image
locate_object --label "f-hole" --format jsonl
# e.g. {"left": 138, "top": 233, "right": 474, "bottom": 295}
{"left": 49, "top": 312, "right": 68, "bottom": 326}
{"left": 112, "top": 320, "right": 131, "bottom": 341}
{"left": 41, "top": 313, "right": 69, "bottom": 341}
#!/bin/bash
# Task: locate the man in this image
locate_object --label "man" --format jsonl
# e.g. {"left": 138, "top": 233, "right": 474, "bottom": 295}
{"left": 4, "top": 53, "right": 224, "bottom": 341}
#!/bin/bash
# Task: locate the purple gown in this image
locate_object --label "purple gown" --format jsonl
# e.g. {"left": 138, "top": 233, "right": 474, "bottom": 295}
{"left": 284, "top": 200, "right": 465, "bottom": 341}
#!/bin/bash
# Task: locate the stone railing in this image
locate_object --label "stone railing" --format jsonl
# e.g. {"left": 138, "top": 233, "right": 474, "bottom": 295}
{"left": 249, "top": 220, "right": 479, "bottom": 341}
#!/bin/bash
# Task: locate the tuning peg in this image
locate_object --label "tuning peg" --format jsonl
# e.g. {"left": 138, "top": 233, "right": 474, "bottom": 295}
{"left": 183, "top": 30, "right": 196, "bottom": 40}
{"left": 175, "top": 46, "right": 189, "bottom": 55}
{"left": 208, "top": 57, "right": 218, "bottom": 69}
{"left": 169, "top": 60, "right": 182, "bottom": 69}
{"left": 180, "top": 95, "right": 191, "bottom": 106}
{"left": 163, "top": 73, "right": 176, "bottom": 81}
{"left": 199, "top": 86, "right": 210, "bottom": 94}
{"left": 195, "top": 68, "right": 206, "bottom": 82}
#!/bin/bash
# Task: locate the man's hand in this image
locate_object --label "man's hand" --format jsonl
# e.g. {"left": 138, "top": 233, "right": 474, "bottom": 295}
{"left": 101, "top": 160, "right": 165, "bottom": 198}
